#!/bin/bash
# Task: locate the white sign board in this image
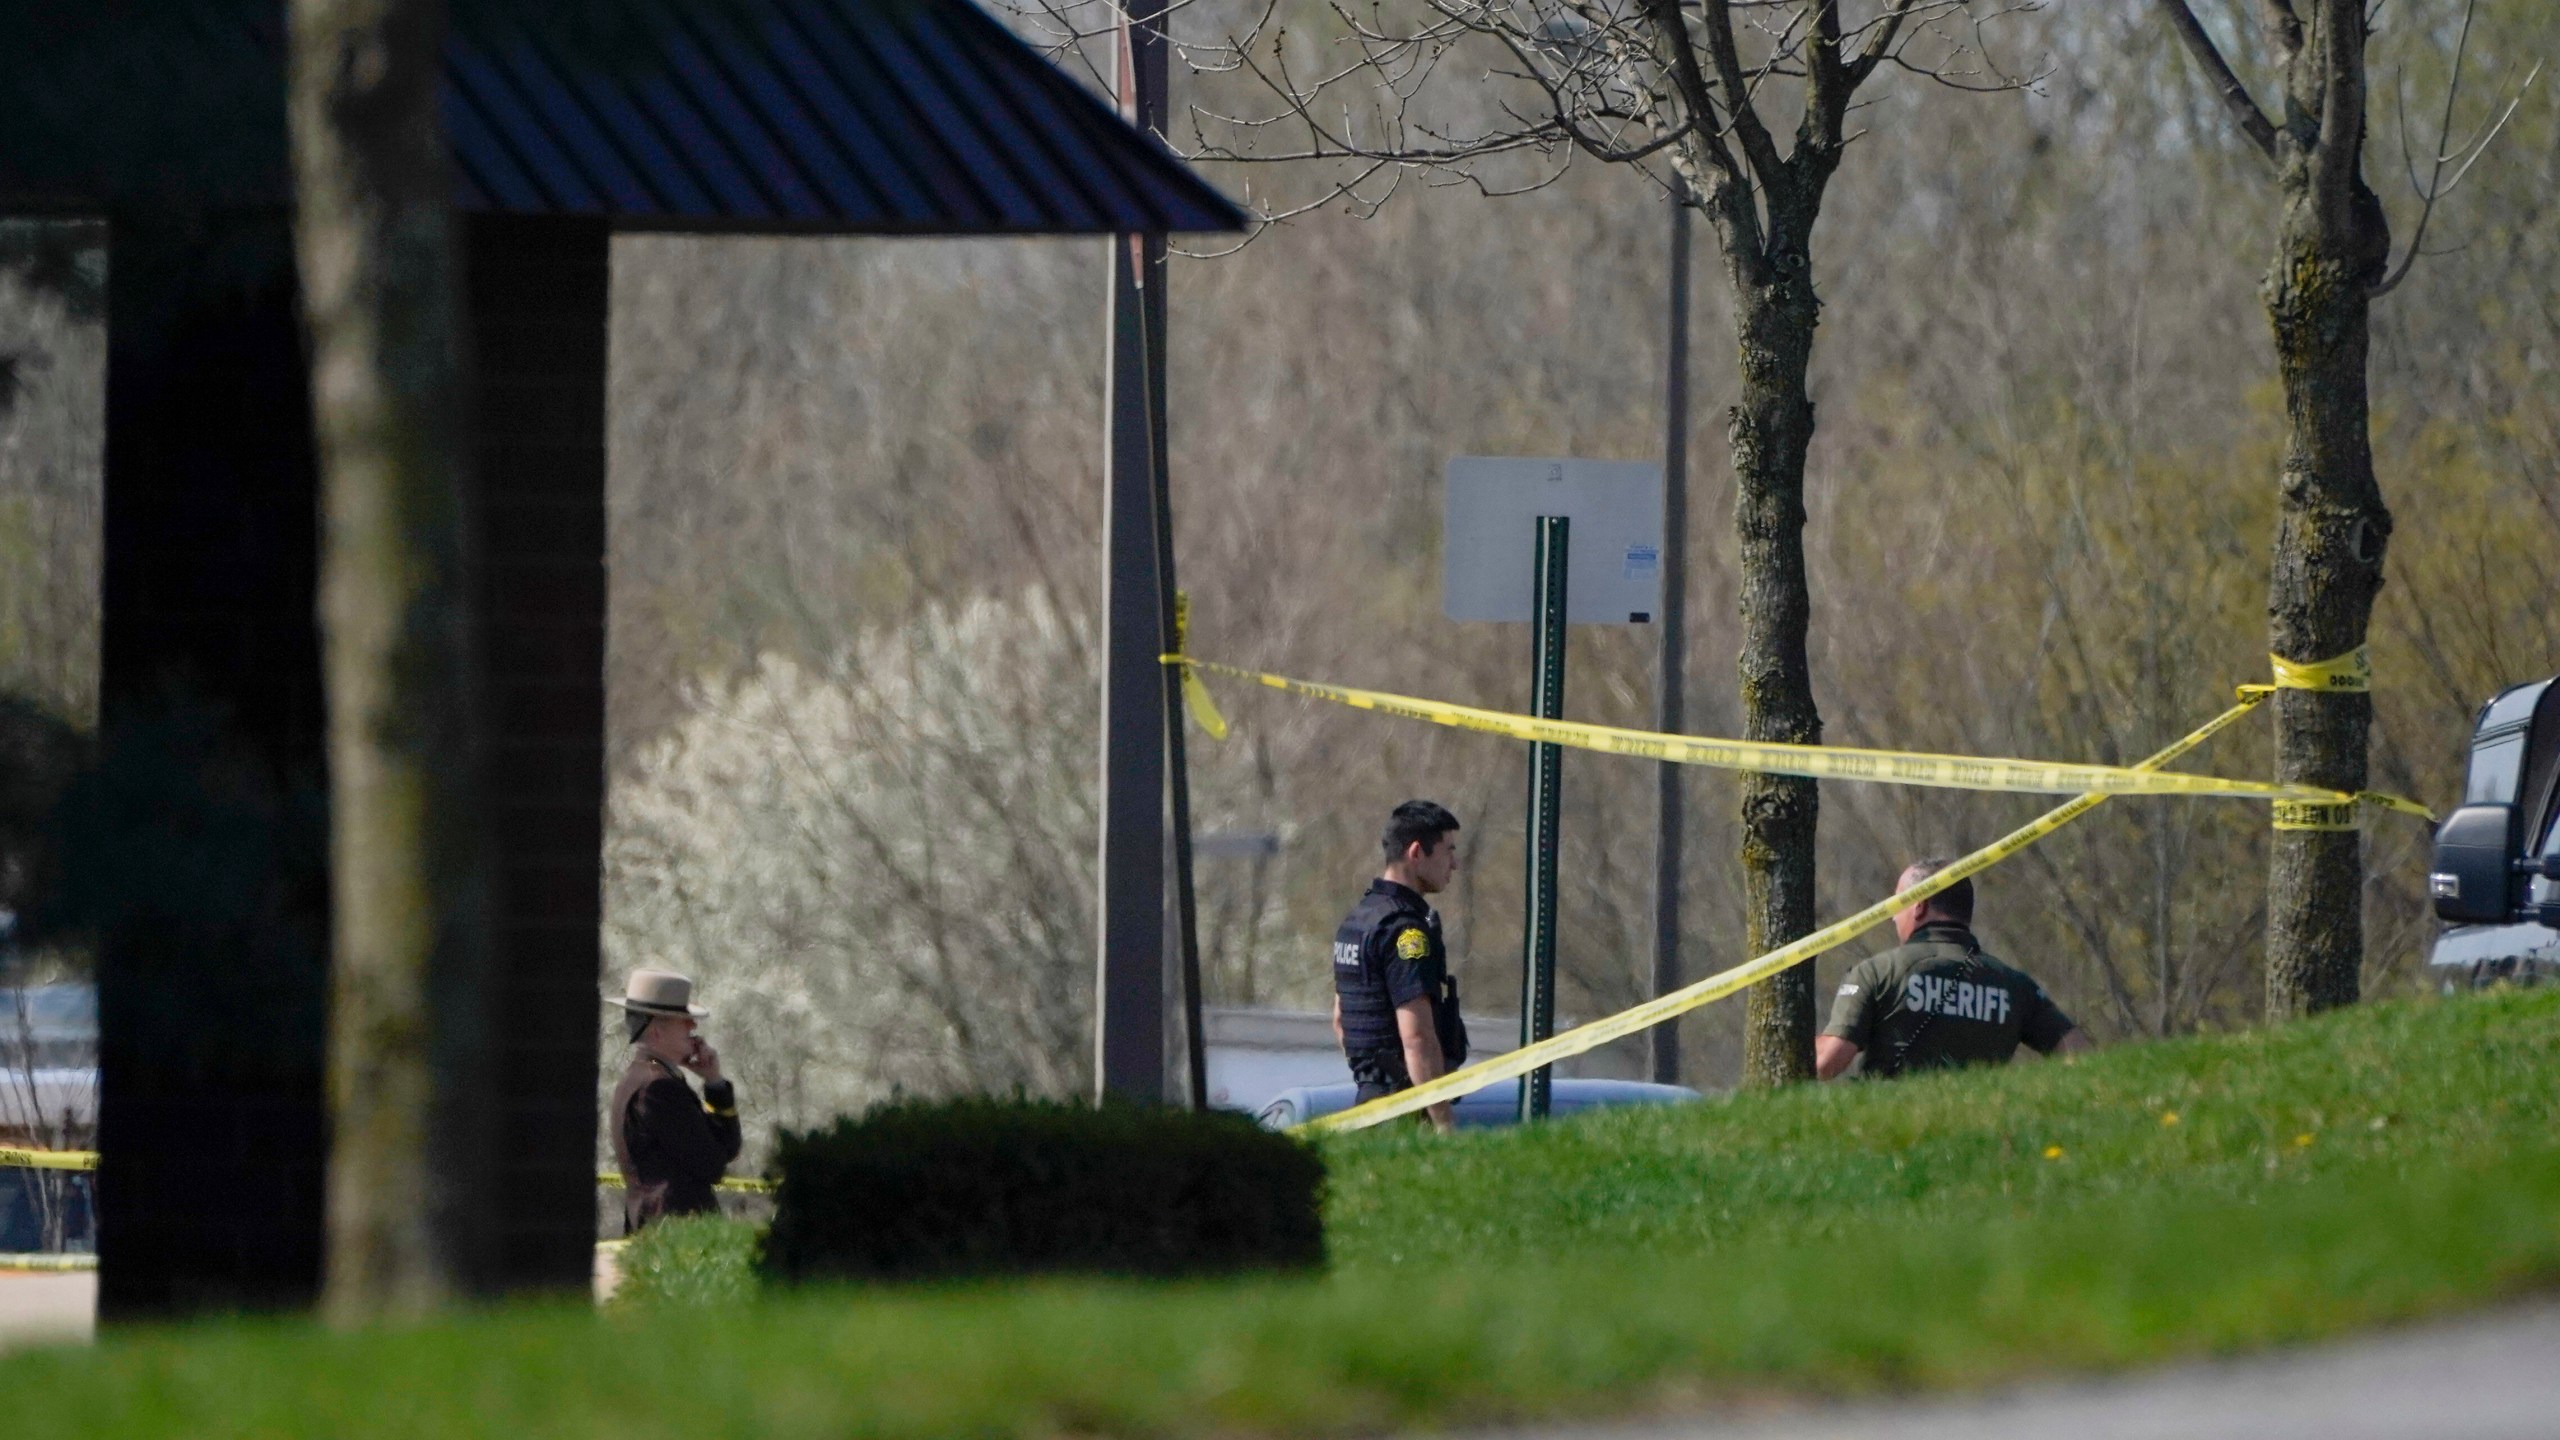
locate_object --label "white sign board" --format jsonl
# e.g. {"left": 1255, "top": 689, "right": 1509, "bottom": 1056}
{"left": 1443, "top": 456, "right": 1665, "bottom": 624}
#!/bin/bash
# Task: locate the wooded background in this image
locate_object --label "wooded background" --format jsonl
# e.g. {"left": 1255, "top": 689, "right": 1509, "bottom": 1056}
{"left": 3, "top": 0, "right": 2554, "bottom": 1157}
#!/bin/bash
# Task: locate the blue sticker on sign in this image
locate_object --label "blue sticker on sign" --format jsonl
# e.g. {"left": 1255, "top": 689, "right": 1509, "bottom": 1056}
{"left": 1624, "top": 544, "right": 1659, "bottom": 580}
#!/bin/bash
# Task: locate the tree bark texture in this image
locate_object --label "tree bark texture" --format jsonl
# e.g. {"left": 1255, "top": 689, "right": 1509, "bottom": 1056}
{"left": 1726, "top": 266, "right": 1825, "bottom": 1086}
{"left": 289, "top": 0, "right": 493, "bottom": 1320}
{"left": 2259, "top": 1, "right": 2392, "bottom": 1021}
{"left": 1655, "top": 0, "right": 1855, "bottom": 1088}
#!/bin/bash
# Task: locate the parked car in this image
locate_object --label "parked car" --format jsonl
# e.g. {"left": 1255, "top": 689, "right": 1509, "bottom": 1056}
{"left": 1257, "top": 1077, "right": 1701, "bottom": 1130}
{"left": 2429, "top": 672, "right": 2560, "bottom": 986}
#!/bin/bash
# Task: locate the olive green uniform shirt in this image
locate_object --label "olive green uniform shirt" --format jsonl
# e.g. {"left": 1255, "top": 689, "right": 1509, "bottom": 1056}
{"left": 1823, "top": 923, "right": 2075, "bottom": 1078}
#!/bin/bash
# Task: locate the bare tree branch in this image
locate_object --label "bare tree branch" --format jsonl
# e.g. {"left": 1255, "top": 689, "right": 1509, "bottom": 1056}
{"left": 2305, "top": 0, "right": 2369, "bottom": 232}
{"left": 2259, "top": 0, "right": 2305, "bottom": 74}
{"left": 2371, "top": 0, "right": 2540, "bottom": 298}
{"left": 1640, "top": 0, "right": 1766, "bottom": 254}
{"left": 1848, "top": 0, "right": 1927, "bottom": 85}
{"left": 1092, "top": 0, "right": 2032, "bottom": 245}
{"left": 1697, "top": 0, "right": 1790, "bottom": 189}
{"left": 2153, "top": 0, "right": 2281, "bottom": 163}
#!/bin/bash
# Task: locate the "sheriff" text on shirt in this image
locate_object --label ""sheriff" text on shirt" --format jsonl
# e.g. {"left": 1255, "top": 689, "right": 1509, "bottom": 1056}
{"left": 1902, "top": 973, "right": 2012, "bottom": 1024}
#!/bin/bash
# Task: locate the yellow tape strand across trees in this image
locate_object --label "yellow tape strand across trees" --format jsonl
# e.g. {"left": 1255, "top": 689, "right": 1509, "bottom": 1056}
{"left": 1297, "top": 688, "right": 2281, "bottom": 1134}
{"left": 1168, "top": 658, "right": 2427, "bottom": 821}
{"left": 1151, "top": 639, "right": 2426, "bottom": 1132}
{"left": 0, "top": 1146, "right": 96, "bottom": 1173}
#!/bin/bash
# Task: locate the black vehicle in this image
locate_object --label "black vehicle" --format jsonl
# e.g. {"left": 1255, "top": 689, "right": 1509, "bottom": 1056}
{"left": 2429, "top": 675, "right": 2560, "bottom": 986}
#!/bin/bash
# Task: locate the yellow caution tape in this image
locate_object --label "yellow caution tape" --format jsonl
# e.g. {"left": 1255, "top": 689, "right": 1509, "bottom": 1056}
{"left": 2255, "top": 647, "right": 2412, "bottom": 830}
{"left": 1300, "top": 689, "right": 2277, "bottom": 1134}
{"left": 596, "top": 1171, "right": 775, "bottom": 1195}
{"left": 0, "top": 1146, "right": 96, "bottom": 1173}
{"left": 1171, "top": 658, "right": 2431, "bottom": 821}
{"left": 2272, "top": 799, "right": 2362, "bottom": 833}
{"left": 2269, "top": 646, "right": 2371, "bottom": 694}
{"left": 1166, "top": 593, "right": 1228, "bottom": 740}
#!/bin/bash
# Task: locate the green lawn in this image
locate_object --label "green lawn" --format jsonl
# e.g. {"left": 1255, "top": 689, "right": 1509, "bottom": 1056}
{"left": 6, "top": 990, "right": 2557, "bottom": 1438}
{"left": 1325, "top": 981, "right": 2560, "bottom": 1270}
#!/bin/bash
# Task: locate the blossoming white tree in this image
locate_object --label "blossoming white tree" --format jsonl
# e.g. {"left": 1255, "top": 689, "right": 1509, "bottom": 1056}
{"left": 604, "top": 590, "right": 1101, "bottom": 1157}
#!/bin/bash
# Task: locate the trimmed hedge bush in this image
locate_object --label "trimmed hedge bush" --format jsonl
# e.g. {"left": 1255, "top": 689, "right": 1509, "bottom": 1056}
{"left": 759, "top": 1098, "right": 1326, "bottom": 1284}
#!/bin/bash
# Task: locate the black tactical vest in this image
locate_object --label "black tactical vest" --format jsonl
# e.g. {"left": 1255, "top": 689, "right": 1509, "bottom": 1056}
{"left": 1332, "top": 878, "right": 1465, "bottom": 1080}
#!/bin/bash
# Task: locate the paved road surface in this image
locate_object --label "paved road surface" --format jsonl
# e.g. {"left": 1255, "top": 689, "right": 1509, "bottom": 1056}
{"left": 1501, "top": 1302, "right": 2560, "bottom": 1440}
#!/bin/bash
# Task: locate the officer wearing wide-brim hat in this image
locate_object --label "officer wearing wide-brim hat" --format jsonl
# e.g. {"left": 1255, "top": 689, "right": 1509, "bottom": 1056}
{"left": 606, "top": 969, "right": 743, "bottom": 1233}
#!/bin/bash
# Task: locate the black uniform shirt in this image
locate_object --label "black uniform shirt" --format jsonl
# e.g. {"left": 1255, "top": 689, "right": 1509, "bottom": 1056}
{"left": 1333, "top": 879, "right": 1448, "bottom": 1075}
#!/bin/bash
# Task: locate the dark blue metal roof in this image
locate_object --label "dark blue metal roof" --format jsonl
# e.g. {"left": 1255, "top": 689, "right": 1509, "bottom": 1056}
{"left": 0, "top": 0, "right": 1242, "bottom": 235}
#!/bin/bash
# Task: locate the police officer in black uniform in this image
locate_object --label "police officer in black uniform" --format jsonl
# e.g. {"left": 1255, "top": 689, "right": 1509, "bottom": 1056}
{"left": 1332, "top": 800, "right": 1469, "bottom": 1132}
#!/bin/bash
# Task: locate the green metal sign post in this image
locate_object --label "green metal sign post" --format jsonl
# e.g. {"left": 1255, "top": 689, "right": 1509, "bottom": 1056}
{"left": 1445, "top": 458, "right": 1659, "bottom": 1121}
{"left": 1518, "top": 515, "right": 1569, "bottom": 1121}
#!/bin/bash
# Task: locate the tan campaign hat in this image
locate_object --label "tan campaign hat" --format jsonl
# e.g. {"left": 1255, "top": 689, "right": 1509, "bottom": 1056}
{"left": 607, "top": 968, "right": 709, "bottom": 1019}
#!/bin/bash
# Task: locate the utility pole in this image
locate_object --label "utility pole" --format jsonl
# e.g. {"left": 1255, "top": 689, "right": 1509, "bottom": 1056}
{"left": 1651, "top": 187, "right": 1692, "bottom": 1086}
{"left": 1095, "top": 0, "right": 1173, "bottom": 1105}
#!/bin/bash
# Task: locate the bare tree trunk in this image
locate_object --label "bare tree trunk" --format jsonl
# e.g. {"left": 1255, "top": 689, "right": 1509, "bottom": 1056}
{"left": 2152, "top": 0, "right": 2402, "bottom": 1020}
{"left": 2262, "top": 179, "right": 2391, "bottom": 1019}
{"left": 288, "top": 0, "right": 491, "bottom": 1321}
{"left": 2259, "top": 0, "right": 2392, "bottom": 1020}
{"left": 1725, "top": 233, "right": 1826, "bottom": 1087}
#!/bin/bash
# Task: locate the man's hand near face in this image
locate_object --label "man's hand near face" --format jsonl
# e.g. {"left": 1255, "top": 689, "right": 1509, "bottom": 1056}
{"left": 682, "top": 1036, "right": 723, "bottom": 1084}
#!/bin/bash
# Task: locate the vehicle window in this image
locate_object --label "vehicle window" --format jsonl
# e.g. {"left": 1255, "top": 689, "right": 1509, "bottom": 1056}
{"left": 2467, "top": 734, "right": 2522, "bottom": 805}
{"left": 2465, "top": 680, "right": 2553, "bottom": 808}
{"left": 2521, "top": 682, "right": 2560, "bottom": 851}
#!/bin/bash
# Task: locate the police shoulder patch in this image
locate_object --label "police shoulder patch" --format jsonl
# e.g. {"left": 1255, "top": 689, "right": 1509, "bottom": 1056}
{"left": 1394, "top": 927, "right": 1430, "bottom": 961}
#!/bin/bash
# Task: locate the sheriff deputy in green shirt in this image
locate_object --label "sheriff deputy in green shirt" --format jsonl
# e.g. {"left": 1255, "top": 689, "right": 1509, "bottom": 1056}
{"left": 1815, "top": 858, "right": 2092, "bottom": 1080}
